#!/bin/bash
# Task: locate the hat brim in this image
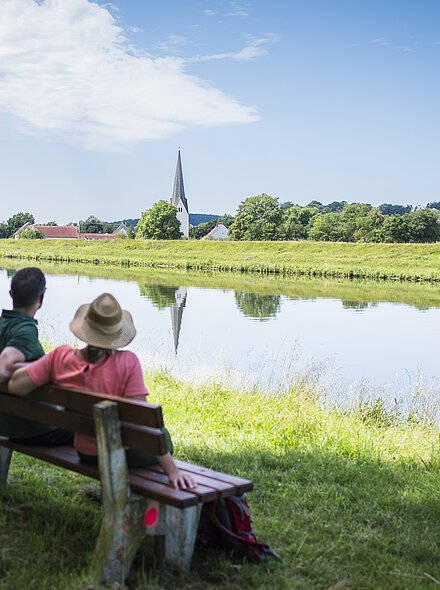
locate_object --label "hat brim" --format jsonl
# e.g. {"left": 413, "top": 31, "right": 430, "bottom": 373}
{"left": 69, "top": 303, "right": 136, "bottom": 349}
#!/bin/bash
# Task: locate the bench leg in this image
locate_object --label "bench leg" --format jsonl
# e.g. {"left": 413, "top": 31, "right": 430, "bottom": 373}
{"left": 91, "top": 400, "right": 148, "bottom": 586}
{"left": 155, "top": 505, "right": 201, "bottom": 571}
{"left": 91, "top": 493, "right": 147, "bottom": 585}
{"left": 0, "top": 448, "right": 12, "bottom": 484}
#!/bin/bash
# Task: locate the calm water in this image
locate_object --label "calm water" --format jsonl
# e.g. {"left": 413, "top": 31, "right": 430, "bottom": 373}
{"left": 1, "top": 265, "right": 440, "bottom": 411}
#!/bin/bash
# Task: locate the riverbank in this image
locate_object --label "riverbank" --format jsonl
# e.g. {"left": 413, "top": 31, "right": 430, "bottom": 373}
{"left": 1, "top": 372, "right": 438, "bottom": 590}
{"left": 1, "top": 239, "right": 440, "bottom": 281}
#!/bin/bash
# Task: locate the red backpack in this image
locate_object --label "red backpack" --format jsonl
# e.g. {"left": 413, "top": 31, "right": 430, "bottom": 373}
{"left": 197, "top": 493, "right": 280, "bottom": 563}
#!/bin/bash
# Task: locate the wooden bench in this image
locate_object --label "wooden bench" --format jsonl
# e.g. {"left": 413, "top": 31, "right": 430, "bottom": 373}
{"left": 0, "top": 385, "right": 253, "bottom": 585}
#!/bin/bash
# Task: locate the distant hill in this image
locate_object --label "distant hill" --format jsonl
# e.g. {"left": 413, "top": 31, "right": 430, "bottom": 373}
{"left": 189, "top": 213, "right": 219, "bottom": 226}
{"left": 109, "top": 214, "right": 220, "bottom": 228}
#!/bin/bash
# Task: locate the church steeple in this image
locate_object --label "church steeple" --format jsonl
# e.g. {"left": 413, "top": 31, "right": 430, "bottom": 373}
{"left": 171, "top": 149, "right": 189, "bottom": 213}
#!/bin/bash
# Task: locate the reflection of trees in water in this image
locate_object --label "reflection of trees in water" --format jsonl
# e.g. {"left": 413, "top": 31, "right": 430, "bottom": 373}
{"left": 341, "top": 301, "right": 376, "bottom": 311}
{"left": 140, "top": 284, "right": 179, "bottom": 309}
{"left": 234, "top": 292, "right": 281, "bottom": 321}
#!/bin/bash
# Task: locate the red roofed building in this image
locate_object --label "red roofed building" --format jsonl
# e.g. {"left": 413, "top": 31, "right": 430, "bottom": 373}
{"left": 14, "top": 223, "right": 79, "bottom": 240}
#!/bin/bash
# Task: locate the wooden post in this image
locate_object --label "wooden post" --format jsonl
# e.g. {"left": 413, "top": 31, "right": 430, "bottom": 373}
{"left": 157, "top": 504, "right": 201, "bottom": 571}
{"left": 0, "top": 447, "right": 12, "bottom": 484}
{"left": 90, "top": 401, "right": 147, "bottom": 586}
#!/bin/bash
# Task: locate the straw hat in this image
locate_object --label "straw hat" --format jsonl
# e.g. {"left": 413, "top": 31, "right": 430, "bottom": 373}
{"left": 69, "top": 293, "right": 136, "bottom": 349}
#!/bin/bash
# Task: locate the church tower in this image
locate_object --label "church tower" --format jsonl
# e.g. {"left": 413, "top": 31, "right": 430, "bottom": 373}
{"left": 170, "top": 150, "right": 189, "bottom": 238}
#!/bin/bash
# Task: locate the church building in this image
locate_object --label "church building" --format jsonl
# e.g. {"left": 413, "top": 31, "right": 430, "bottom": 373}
{"left": 170, "top": 150, "right": 189, "bottom": 238}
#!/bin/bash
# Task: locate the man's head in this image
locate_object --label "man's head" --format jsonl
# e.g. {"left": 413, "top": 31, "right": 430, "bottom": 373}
{"left": 10, "top": 268, "right": 46, "bottom": 311}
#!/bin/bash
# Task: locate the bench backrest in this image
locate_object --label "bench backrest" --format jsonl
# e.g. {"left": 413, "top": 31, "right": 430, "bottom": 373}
{"left": 0, "top": 386, "right": 167, "bottom": 455}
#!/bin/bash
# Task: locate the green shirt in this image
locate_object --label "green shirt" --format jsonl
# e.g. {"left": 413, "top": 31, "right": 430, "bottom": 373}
{"left": 0, "top": 309, "right": 53, "bottom": 439}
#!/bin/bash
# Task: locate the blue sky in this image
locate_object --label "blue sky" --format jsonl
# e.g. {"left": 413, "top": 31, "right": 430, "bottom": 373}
{"left": 0, "top": 0, "right": 439, "bottom": 224}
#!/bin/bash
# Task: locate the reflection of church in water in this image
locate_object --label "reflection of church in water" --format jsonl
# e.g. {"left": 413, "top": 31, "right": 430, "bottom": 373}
{"left": 171, "top": 286, "right": 187, "bottom": 353}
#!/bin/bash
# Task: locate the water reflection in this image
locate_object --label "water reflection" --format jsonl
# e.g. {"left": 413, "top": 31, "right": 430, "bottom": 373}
{"left": 1, "top": 262, "right": 440, "bottom": 415}
{"left": 235, "top": 292, "right": 281, "bottom": 321}
{"left": 171, "top": 287, "right": 187, "bottom": 353}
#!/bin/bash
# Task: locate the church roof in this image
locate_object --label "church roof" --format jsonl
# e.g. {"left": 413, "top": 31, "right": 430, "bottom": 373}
{"left": 171, "top": 150, "right": 189, "bottom": 213}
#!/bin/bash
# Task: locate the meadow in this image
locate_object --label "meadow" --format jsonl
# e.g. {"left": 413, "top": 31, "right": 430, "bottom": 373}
{"left": 0, "top": 372, "right": 439, "bottom": 590}
{"left": 1, "top": 239, "right": 440, "bottom": 281}
{"left": 0, "top": 241, "right": 439, "bottom": 588}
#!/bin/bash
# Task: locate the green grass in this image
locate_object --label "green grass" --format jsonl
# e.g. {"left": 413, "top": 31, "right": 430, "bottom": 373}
{"left": 0, "top": 373, "right": 438, "bottom": 590}
{"left": 2, "top": 239, "right": 440, "bottom": 281}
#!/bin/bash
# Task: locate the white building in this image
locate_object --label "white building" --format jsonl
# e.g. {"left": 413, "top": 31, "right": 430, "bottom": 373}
{"left": 170, "top": 150, "right": 189, "bottom": 238}
{"left": 200, "top": 223, "right": 229, "bottom": 240}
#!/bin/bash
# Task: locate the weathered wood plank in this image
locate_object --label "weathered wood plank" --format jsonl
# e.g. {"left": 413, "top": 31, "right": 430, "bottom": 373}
{"left": 91, "top": 400, "right": 147, "bottom": 585}
{"left": 0, "top": 393, "right": 167, "bottom": 454}
{"left": 158, "top": 505, "right": 201, "bottom": 571}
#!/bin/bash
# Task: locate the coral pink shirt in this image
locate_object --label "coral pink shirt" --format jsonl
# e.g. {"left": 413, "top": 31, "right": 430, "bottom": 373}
{"left": 27, "top": 345, "right": 148, "bottom": 455}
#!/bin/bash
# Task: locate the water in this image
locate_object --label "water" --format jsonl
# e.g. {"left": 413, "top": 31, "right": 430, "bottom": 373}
{"left": 1, "top": 264, "right": 439, "bottom": 413}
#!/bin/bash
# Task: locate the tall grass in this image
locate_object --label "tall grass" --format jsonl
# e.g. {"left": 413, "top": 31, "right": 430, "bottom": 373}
{"left": 0, "top": 372, "right": 438, "bottom": 589}
{"left": 2, "top": 239, "right": 440, "bottom": 281}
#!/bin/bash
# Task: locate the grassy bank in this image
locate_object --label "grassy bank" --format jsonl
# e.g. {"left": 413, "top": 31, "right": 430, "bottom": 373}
{"left": 0, "top": 373, "right": 438, "bottom": 590}
{"left": 1, "top": 239, "right": 440, "bottom": 281}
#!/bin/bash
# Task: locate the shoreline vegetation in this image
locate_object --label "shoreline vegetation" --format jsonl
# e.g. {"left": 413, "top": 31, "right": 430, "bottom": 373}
{"left": 0, "top": 371, "right": 438, "bottom": 589}
{"left": 1, "top": 239, "right": 440, "bottom": 281}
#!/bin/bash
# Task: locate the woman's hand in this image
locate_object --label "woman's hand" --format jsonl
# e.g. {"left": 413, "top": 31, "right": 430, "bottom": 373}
{"left": 158, "top": 453, "right": 197, "bottom": 490}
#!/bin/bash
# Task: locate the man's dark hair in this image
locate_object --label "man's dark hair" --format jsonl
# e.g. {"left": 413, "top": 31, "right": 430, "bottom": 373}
{"left": 10, "top": 267, "right": 46, "bottom": 308}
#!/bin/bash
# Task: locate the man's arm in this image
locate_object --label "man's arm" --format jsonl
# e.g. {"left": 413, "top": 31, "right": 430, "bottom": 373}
{"left": 0, "top": 347, "right": 25, "bottom": 384}
{"left": 7, "top": 366, "right": 35, "bottom": 396}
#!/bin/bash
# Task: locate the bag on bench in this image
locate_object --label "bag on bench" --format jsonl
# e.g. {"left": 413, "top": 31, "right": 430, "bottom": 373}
{"left": 197, "top": 493, "right": 280, "bottom": 563}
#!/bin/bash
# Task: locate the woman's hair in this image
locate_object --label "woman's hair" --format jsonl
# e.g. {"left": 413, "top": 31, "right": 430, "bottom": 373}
{"left": 83, "top": 345, "right": 113, "bottom": 364}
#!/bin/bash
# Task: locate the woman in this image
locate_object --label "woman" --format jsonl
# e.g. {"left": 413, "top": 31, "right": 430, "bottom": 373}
{"left": 9, "top": 292, "right": 195, "bottom": 491}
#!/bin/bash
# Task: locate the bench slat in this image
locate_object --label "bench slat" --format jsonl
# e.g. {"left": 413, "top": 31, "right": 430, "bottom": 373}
{"left": 129, "top": 468, "right": 218, "bottom": 503}
{"left": 0, "top": 395, "right": 167, "bottom": 455}
{"left": 0, "top": 440, "right": 199, "bottom": 508}
{"left": 34, "top": 386, "right": 164, "bottom": 428}
{"left": 145, "top": 464, "right": 245, "bottom": 497}
{"left": 174, "top": 460, "right": 254, "bottom": 494}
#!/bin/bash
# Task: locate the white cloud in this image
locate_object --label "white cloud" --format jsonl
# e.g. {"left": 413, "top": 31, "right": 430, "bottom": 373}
{"left": 0, "top": 0, "right": 258, "bottom": 150}
{"left": 370, "top": 37, "right": 413, "bottom": 52}
{"left": 155, "top": 35, "right": 190, "bottom": 54}
{"left": 190, "top": 33, "right": 280, "bottom": 63}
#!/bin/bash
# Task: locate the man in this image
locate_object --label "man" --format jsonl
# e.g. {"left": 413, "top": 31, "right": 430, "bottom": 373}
{"left": 0, "top": 267, "right": 72, "bottom": 445}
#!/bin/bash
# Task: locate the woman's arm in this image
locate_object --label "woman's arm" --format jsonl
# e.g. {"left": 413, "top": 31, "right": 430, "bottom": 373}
{"left": 132, "top": 394, "right": 196, "bottom": 490}
{"left": 158, "top": 453, "right": 197, "bottom": 490}
{"left": 8, "top": 366, "right": 36, "bottom": 396}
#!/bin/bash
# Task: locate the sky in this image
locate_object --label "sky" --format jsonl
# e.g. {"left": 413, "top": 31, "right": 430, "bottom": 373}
{"left": 0, "top": 0, "right": 439, "bottom": 224}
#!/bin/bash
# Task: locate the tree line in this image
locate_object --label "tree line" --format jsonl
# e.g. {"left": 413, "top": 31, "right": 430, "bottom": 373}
{"left": 3, "top": 196, "right": 440, "bottom": 243}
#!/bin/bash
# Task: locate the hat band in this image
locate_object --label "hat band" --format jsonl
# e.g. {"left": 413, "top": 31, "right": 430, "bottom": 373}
{"left": 86, "top": 316, "right": 123, "bottom": 335}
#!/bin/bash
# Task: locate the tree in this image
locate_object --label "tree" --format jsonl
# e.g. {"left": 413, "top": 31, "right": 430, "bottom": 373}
{"left": 323, "top": 201, "right": 347, "bottom": 213}
{"left": 405, "top": 209, "right": 440, "bottom": 243}
{"left": 136, "top": 201, "right": 181, "bottom": 240}
{"left": 282, "top": 206, "right": 318, "bottom": 240}
{"left": 308, "top": 213, "right": 346, "bottom": 241}
{"left": 79, "top": 215, "right": 104, "bottom": 234}
{"left": 17, "top": 227, "right": 45, "bottom": 240}
{"left": 426, "top": 201, "right": 440, "bottom": 211}
{"left": 44, "top": 221, "right": 58, "bottom": 226}
{"left": 378, "top": 203, "right": 412, "bottom": 215}
{"left": 5, "top": 212, "right": 34, "bottom": 237}
{"left": 380, "top": 214, "right": 409, "bottom": 242}
{"left": 353, "top": 209, "right": 385, "bottom": 242}
{"left": 229, "top": 194, "right": 283, "bottom": 241}
{"left": 0, "top": 223, "right": 9, "bottom": 238}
